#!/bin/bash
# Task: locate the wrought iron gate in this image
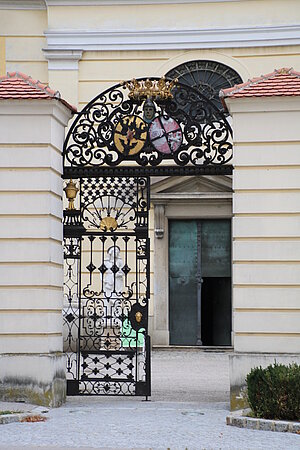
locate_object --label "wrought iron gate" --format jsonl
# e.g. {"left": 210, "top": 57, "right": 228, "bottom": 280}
{"left": 62, "top": 77, "right": 233, "bottom": 396}
{"left": 64, "top": 176, "right": 150, "bottom": 396}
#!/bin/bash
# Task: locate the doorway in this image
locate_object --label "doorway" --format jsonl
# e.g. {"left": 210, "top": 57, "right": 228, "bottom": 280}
{"left": 169, "top": 219, "right": 231, "bottom": 346}
{"left": 63, "top": 76, "right": 233, "bottom": 396}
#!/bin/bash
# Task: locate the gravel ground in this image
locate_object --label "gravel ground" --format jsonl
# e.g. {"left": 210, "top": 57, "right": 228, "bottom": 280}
{"left": 0, "top": 350, "right": 299, "bottom": 450}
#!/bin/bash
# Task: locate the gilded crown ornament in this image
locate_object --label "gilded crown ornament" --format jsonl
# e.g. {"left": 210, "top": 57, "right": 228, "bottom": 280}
{"left": 122, "top": 77, "right": 178, "bottom": 101}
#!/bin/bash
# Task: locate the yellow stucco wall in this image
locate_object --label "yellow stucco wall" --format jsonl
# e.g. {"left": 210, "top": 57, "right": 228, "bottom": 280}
{"left": 47, "top": 1, "right": 300, "bottom": 31}
{"left": 2, "top": 9, "right": 47, "bottom": 82}
{"left": 0, "top": 37, "right": 5, "bottom": 76}
{"left": 1, "top": 0, "right": 300, "bottom": 349}
{"left": 1, "top": 1, "right": 300, "bottom": 106}
{"left": 76, "top": 47, "right": 300, "bottom": 109}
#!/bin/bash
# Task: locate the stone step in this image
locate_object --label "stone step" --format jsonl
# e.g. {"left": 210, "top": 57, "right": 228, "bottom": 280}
{"left": 152, "top": 345, "right": 233, "bottom": 352}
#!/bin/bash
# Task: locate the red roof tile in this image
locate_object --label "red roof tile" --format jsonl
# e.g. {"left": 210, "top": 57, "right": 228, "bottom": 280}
{"left": 0, "top": 72, "right": 76, "bottom": 112}
{"left": 220, "top": 68, "right": 300, "bottom": 100}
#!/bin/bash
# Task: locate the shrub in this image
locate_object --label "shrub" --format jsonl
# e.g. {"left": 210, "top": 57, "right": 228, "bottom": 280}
{"left": 246, "top": 362, "right": 300, "bottom": 421}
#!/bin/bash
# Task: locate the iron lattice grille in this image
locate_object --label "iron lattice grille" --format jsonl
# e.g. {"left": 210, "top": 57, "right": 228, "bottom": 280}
{"left": 81, "top": 177, "right": 141, "bottom": 231}
{"left": 63, "top": 176, "right": 151, "bottom": 396}
{"left": 63, "top": 236, "right": 80, "bottom": 381}
{"left": 63, "top": 78, "right": 233, "bottom": 172}
{"left": 165, "top": 60, "right": 243, "bottom": 111}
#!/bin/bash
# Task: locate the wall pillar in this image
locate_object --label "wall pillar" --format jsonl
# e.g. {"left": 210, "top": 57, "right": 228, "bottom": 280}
{"left": 227, "top": 96, "right": 300, "bottom": 410}
{"left": 152, "top": 203, "right": 169, "bottom": 345}
{"left": 0, "top": 99, "right": 73, "bottom": 407}
{"left": 43, "top": 49, "right": 82, "bottom": 109}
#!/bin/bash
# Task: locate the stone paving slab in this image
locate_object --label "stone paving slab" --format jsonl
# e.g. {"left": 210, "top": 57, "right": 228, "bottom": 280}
{"left": 0, "top": 447, "right": 150, "bottom": 450}
{"left": 227, "top": 413, "right": 300, "bottom": 434}
{"left": 0, "top": 399, "right": 300, "bottom": 450}
{"left": 0, "top": 400, "right": 37, "bottom": 412}
{"left": 0, "top": 411, "right": 45, "bottom": 425}
{"left": 0, "top": 352, "right": 299, "bottom": 449}
{"left": 0, "top": 402, "right": 49, "bottom": 425}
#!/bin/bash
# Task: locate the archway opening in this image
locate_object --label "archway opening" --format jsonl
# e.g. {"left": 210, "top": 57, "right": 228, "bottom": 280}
{"left": 62, "top": 72, "right": 236, "bottom": 396}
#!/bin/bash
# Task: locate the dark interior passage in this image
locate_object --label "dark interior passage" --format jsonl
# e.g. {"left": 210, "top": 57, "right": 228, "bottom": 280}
{"left": 201, "top": 277, "right": 231, "bottom": 345}
{"left": 169, "top": 219, "right": 231, "bottom": 346}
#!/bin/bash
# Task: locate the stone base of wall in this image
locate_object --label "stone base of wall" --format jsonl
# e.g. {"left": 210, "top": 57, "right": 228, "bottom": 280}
{"left": 229, "top": 352, "right": 300, "bottom": 411}
{"left": 151, "top": 329, "right": 169, "bottom": 346}
{"left": 0, "top": 353, "right": 66, "bottom": 408}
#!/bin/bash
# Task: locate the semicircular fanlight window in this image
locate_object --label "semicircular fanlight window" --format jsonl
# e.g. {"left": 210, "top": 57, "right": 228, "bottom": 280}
{"left": 165, "top": 60, "right": 243, "bottom": 111}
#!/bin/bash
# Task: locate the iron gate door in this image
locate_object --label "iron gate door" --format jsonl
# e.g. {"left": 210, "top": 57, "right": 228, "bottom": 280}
{"left": 64, "top": 176, "right": 151, "bottom": 396}
{"left": 62, "top": 76, "right": 234, "bottom": 397}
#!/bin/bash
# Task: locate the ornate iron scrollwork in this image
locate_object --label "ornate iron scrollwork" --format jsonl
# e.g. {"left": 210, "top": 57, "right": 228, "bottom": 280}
{"left": 63, "top": 78, "right": 233, "bottom": 171}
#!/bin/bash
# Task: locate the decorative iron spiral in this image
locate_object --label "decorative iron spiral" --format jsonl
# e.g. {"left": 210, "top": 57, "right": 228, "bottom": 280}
{"left": 63, "top": 78, "right": 233, "bottom": 169}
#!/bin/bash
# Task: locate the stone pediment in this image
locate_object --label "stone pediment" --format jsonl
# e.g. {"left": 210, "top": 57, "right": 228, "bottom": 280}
{"left": 151, "top": 175, "right": 232, "bottom": 195}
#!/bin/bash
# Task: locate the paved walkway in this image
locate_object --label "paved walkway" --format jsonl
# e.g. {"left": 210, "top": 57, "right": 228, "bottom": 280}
{"left": 0, "top": 350, "right": 299, "bottom": 449}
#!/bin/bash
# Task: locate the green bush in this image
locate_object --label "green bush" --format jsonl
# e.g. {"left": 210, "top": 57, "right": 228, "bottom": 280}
{"left": 246, "top": 362, "right": 300, "bottom": 421}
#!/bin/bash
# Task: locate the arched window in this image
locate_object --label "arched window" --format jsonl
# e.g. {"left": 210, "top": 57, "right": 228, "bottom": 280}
{"left": 165, "top": 60, "right": 243, "bottom": 111}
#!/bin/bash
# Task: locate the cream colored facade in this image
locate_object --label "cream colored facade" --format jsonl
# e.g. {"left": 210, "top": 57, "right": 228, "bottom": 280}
{"left": 1, "top": 1, "right": 300, "bottom": 109}
{"left": 1, "top": 0, "right": 300, "bottom": 408}
{"left": 225, "top": 93, "right": 300, "bottom": 408}
{"left": 0, "top": 97, "right": 73, "bottom": 406}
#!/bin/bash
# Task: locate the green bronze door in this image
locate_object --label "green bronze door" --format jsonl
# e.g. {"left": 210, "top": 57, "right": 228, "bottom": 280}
{"left": 169, "top": 221, "right": 198, "bottom": 345}
{"left": 169, "top": 219, "right": 231, "bottom": 346}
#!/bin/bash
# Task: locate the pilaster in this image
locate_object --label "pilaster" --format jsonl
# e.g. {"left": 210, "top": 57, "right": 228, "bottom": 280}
{"left": 226, "top": 95, "right": 300, "bottom": 410}
{"left": 43, "top": 49, "right": 82, "bottom": 108}
{"left": 0, "top": 99, "right": 73, "bottom": 407}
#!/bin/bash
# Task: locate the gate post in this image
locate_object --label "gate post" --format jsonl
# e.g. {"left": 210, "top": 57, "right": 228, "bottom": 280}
{"left": 0, "top": 73, "right": 75, "bottom": 407}
{"left": 221, "top": 68, "right": 300, "bottom": 410}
